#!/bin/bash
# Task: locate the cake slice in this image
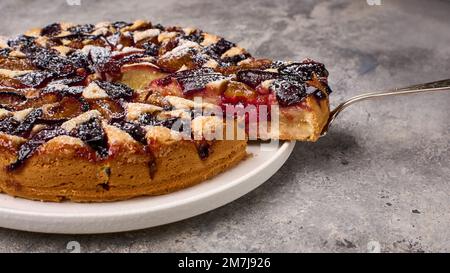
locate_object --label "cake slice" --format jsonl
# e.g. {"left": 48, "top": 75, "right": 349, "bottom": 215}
{"left": 139, "top": 62, "right": 331, "bottom": 141}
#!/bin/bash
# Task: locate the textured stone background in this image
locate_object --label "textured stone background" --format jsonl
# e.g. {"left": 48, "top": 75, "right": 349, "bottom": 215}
{"left": 0, "top": 0, "right": 449, "bottom": 252}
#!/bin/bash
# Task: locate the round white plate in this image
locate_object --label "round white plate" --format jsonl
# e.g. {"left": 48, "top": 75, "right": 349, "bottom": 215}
{"left": 0, "top": 141, "right": 295, "bottom": 234}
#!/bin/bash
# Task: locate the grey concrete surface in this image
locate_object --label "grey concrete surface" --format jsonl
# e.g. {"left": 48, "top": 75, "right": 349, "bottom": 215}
{"left": 0, "top": 0, "right": 449, "bottom": 253}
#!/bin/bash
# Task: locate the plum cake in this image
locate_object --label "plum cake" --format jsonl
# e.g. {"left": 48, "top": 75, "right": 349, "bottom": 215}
{"left": 0, "top": 20, "right": 332, "bottom": 202}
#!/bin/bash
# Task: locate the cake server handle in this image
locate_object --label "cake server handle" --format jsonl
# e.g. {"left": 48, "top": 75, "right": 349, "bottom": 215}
{"left": 320, "top": 78, "right": 450, "bottom": 136}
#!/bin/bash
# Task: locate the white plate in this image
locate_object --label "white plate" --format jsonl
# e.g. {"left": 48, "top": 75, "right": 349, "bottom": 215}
{"left": 0, "top": 141, "right": 295, "bottom": 234}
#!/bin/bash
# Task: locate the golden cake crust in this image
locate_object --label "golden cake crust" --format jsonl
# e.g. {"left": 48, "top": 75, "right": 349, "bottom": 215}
{"left": 0, "top": 135, "right": 246, "bottom": 202}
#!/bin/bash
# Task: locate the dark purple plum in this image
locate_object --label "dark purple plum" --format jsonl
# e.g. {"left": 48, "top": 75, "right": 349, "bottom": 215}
{"left": 40, "top": 23, "right": 61, "bottom": 37}
{"left": 111, "top": 21, "right": 131, "bottom": 30}
{"left": 110, "top": 118, "right": 147, "bottom": 144}
{"left": 7, "top": 126, "right": 67, "bottom": 171}
{"left": 270, "top": 60, "right": 290, "bottom": 69}
{"left": 70, "top": 118, "right": 109, "bottom": 158}
{"left": 172, "top": 67, "right": 214, "bottom": 78}
{"left": 221, "top": 53, "right": 250, "bottom": 64}
{"left": 142, "top": 42, "right": 160, "bottom": 56}
{"left": 15, "top": 71, "right": 52, "bottom": 88}
{"left": 68, "top": 24, "right": 95, "bottom": 35}
{"left": 236, "top": 70, "right": 279, "bottom": 88}
{"left": 270, "top": 78, "right": 307, "bottom": 106}
{"left": 177, "top": 74, "right": 226, "bottom": 94}
{"left": 153, "top": 23, "right": 165, "bottom": 30}
{"left": 7, "top": 35, "right": 35, "bottom": 48}
{"left": 41, "top": 84, "right": 84, "bottom": 97}
{"left": 196, "top": 141, "right": 210, "bottom": 160}
{"left": 88, "top": 46, "right": 111, "bottom": 71}
{"left": 68, "top": 51, "right": 92, "bottom": 72}
{"left": 49, "top": 75, "right": 86, "bottom": 86}
{"left": 205, "top": 38, "right": 235, "bottom": 57}
{"left": 94, "top": 80, "right": 133, "bottom": 100}
{"left": 171, "top": 68, "right": 227, "bottom": 94}
{"left": 0, "top": 48, "right": 11, "bottom": 57}
{"left": 137, "top": 113, "right": 190, "bottom": 133}
{"left": 138, "top": 113, "right": 177, "bottom": 128}
{"left": 182, "top": 29, "right": 204, "bottom": 44}
{"left": 26, "top": 47, "right": 75, "bottom": 77}
{"left": 13, "top": 109, "right": 43, "bottom": 137}
{"left": 0, "top": 116, "right": 20, "bottom": 135}
{"left": 278, "top": 62, "right": 329, "bottom": 81}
